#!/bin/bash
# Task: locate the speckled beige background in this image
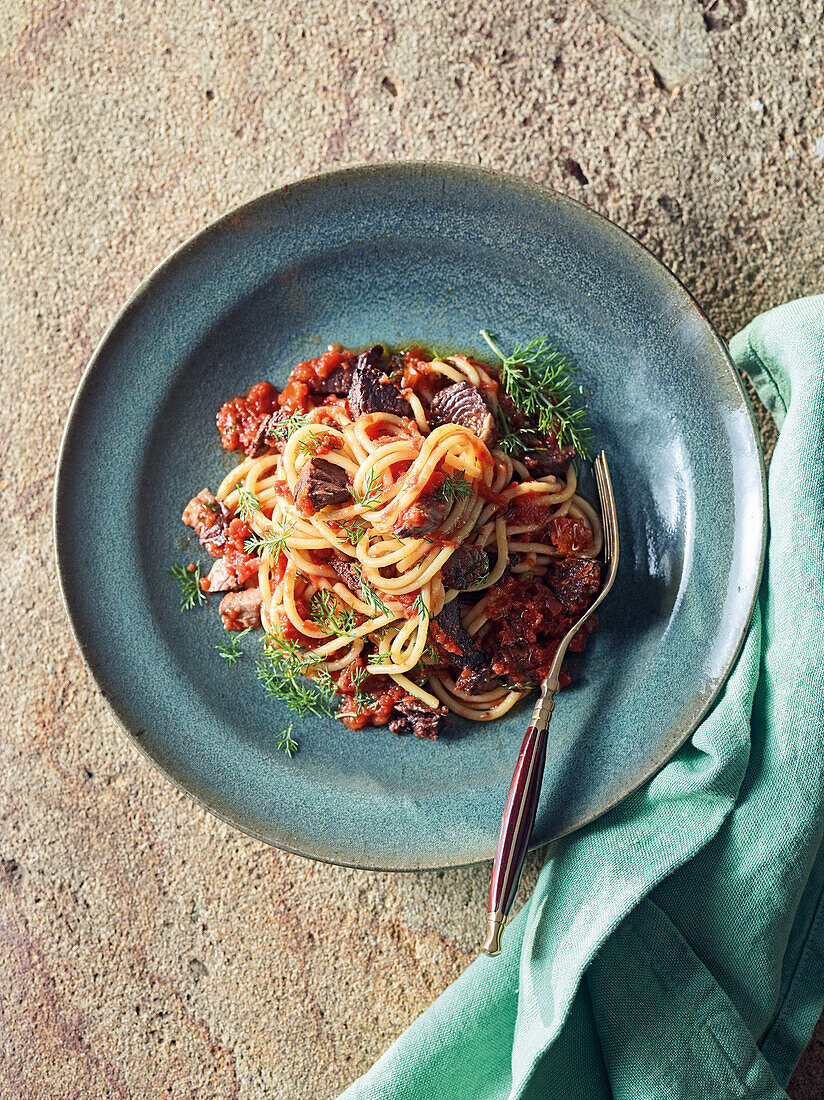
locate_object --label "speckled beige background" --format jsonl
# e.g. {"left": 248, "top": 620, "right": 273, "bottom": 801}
{"left": 2, "top": 1, "right": 824, "bottom": 1097}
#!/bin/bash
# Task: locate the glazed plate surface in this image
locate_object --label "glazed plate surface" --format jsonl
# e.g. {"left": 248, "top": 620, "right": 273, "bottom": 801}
{"left": 55, "top": 164, "right": 765, "bottom": 869}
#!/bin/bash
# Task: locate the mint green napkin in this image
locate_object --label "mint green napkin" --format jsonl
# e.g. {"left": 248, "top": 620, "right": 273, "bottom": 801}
{"left": 341, "top": 296, "right": 824, "bottom": 1100}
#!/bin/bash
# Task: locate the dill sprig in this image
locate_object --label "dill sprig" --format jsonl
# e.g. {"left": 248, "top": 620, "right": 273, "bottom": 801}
{"left": 298, "top": 430, "right": 339, "bottom": 456}
{"left": 276, "top": 723, "right": 299, "bottom": 757}
{"left": 310, "top": 588, "right": 358, "bottom": 637}
{"left": 256, "top": 635, "right": 335, "bottom": 717}
{"left": 235, "top": 484, "right": 263, "bottom": 522}
{"left": 438, "top": 471, "right": 473, "bottom": 504}
{"left": 334, "top": 517, "right": 368, "bottom": 546}
{"left": 346, "top": 562, "right": 390, "bottom": 617}
{"left": 351, "top": 467, "right": 383, "bottom": 510}
{"left": 412, "top": 592, "right": 429, "bottom": 620}
{"left": 167, "top": 563, "right": 207, "bottom": 611}
{"left": 244, "top": 521, "right": 293, "bottom": 560}
{"left": 270, "top": 411, "right": 309, "bottom": 441}
{"left": 337, "top": 666, "right": 375, "bottom": 719}
{"left": 311, "top": 665, "right": 338, "bottom": 703}
{"left": 215, "top": 627, "right": 251, "bottom": 664}
{"left": 480, "top": 330, "right": 592, "bottom": 459}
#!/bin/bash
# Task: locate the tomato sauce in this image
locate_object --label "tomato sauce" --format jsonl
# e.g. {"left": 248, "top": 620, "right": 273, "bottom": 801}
{"left": 550, "top": 516, "right": 594, "bottom": 554}
{"left": 216, "top": 381, "right": 278, "bottom": 452}
{"left": 481, "top": 574, "right": 595, "bottom": 685}
{"left": 277, "top": 348, "right": 354, "bottom": 415}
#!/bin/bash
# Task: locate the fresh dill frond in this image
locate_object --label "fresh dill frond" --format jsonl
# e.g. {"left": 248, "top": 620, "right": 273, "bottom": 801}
{"left": 297, "top": 430, "right": 338, "bottom": 456}
{"left": 311, "top": 665, "right": 338, "bottom": 703}
{"left": 235, "top": 484, "right": 263, "bottom": 522}
{"left": 310, "top": 588, "right": 357, "bottom": 637}
{"left": 270, "top": 411, "right": 309, "bottom": 441}
{"left": 480, "top": 330, "right": 592, "bottom": 458}
{"left": 215, "top": 627, "right": 251, "bottom": 664}
{"left": 276, "top": 723, "right": 299, "bottom": 757}
{"left": 346, "top": 562, "right": 390, "bottom": 617}
{"left": 412, "top": 592, "right": 429, "bottom": 620}
{"left": 167, "top": 563, "right": 207, "bottom": 611}
{"left": 438, "top": 471, "right": 473, "bottom": 504}
{"left": 422, "top": 643, "right": 441, "bottom": 663}
{"left": 335, "top": 517, "right": 368, "bottom": 546}
{"left": 256, "top": 636, "right": 335, "bottom": 717}
{"left": 351, "top": 466, "right": 383, "bottom": 510}
{"left": 261, "top": 633, "right": 319, "bottom": 675}
{"left": 349, "top": 666, "right": 374, "bottom": 710}
{"left": 337, "top": 674, "right": 375, "bottom": 719}
{"left": 244, "top": 521, "right": 293, "bottom": 560}
{"left": 367, "top": 651, "right": 391, "bottom": 667}
{"left": 257, "top": 661, "right": 331, "bottom": 715}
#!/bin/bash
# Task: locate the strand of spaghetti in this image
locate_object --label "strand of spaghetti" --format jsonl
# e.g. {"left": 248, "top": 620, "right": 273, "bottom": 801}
{"left": 217, "top": 457, "right": 258, "bottom": 500}
{"left": 567, "top": 495, "right": 604, "bottom": 556}
{"left": 392, "top": 673, "right": 441, "bottom": 709}
{"left": 427, "top": 675, "right": 523, "bottom": 721}
{"left": 476, "top": 516, "right": 509, "bottom": 591}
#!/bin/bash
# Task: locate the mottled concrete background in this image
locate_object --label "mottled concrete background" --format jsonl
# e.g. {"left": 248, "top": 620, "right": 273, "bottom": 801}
{"left": 2, "top": 0, "right": 824, "bottom": 1097}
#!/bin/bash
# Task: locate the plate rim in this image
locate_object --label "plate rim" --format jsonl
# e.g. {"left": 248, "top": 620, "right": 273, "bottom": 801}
{"left": 53, "top": 160, "right": 767, "bottom": 871}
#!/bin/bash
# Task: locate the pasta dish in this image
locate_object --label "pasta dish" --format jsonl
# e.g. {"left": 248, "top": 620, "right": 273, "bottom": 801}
{"left": 178, "top": 338, "right": 603, "bottom": 740}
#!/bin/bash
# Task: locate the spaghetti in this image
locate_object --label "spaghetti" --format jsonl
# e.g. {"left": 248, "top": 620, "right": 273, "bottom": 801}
{"left": 180, "top": 343, "right": 603, "bottom": 738}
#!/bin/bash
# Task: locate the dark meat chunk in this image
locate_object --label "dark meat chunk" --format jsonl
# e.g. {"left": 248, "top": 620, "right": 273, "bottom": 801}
{"left": 218, "top": 587, "right": 262, "bottom": 630}
{"left": 454, "top": 666, "right": 502, "bottom": 695}
{"left": 182, "top": 489, "right": 232, "bottom": 554}
{"left": 308, "top": 365, "right": 353, "bottom": 396}
{"left": 545, "top": 557, "right": 602, "bottom": 615}
{"left": 348, "top": 345, "right": 413, "bottom": 419}
{"left": 393, "top": 496, "right": 447, "bottom": 538}
{"left": 246, "top": 412, "right": 277, "bottom": 458}
{"left": 294, "top": 457, "right": 351, "bottom": 516}
{"left": 328, "top": 555, "right": 364, "bottom": 598}
{"left": 202, "top": 558, "right": 244, "bottom": 593}
{"left": 429, "top": 381, "right": 497, "bottom": 447}
{"left": 388, "top": 697, "right": 449, "bottom": 740}
{"left": 431, "top": 600, "right": 486, "bottom": 672}
{"left": 522, "top": 438, "right": 576, "bottom": 478}
{"left": 442, "top": 545, "right": 490, "bottom": 590}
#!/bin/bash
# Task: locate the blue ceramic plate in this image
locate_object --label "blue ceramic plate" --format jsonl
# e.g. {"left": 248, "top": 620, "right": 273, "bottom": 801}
{"left": 55, "top": 164, "right": 765, "bottom": 870}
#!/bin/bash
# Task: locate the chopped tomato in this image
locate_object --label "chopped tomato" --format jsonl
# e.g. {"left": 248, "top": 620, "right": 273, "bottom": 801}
{"left": 216, "top": 381, "right": 278, "bottom": 452}
{"left": 549, "top": 516, "right": 594, "bottom": 554}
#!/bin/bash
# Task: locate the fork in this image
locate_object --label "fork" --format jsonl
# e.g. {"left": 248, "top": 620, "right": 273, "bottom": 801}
{"left": 479, "top": 451, "right": 620, "bottom": 956}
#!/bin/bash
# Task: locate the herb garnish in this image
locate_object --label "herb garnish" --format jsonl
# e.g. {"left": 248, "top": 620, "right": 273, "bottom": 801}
{"left": 338, "top": 666, "right": 375, "bottom": 718}
{"left": 438, "top": 471, "right": 472, "bottom": 504}
{"left": 335, "top": 517, "right": 368, "bottom": 546}
{"left": 276, "top": 723, "right": 299, "bottom": 757}
{"left": 351, "top": 467, "right": 383, "bottom": 510}
{"left": 244, "top": 521, "right": 293, "bottom": 560}
{"left": 346, "top": 562, "right": 390, "bottom": 617}
{"left": 167, "top": 563, "right": 207, "bottom": 611}
{"left": 235, "top": 484, "right": 263, "bottom": 522}
{"left": 256, "top": 635, "right": 335, "bottom": 717}
{"left": 270, "top": 412, "right": 309, "bottom": 441}
{"left": 215, "top": 627, "right": 251, "bottom": 664}
{"left": 412, "top": 593, "right": 429, "bottom": 620}
{"left": 480, "top": 330, "right": 592, "bottom": 458}
{"left": 310, "top": 588, "right": 357, "bottom": 637}
{"left": 298, "top": 431, "right": 338, "bottom": 456}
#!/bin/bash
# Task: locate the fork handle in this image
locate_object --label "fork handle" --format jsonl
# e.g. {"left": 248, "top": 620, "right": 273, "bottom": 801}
{"left": 480, "top": 683, "right": 557, "bottom": 956}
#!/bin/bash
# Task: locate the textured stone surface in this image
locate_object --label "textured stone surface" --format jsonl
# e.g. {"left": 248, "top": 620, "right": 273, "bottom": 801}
{"left": 2, "top": 1, "right": 823, "bottom": 1097}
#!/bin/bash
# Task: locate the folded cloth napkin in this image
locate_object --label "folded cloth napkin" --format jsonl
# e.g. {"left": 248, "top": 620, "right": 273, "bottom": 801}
{"left": 341, "top": 296, "right": 824, "bottom": 1100}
